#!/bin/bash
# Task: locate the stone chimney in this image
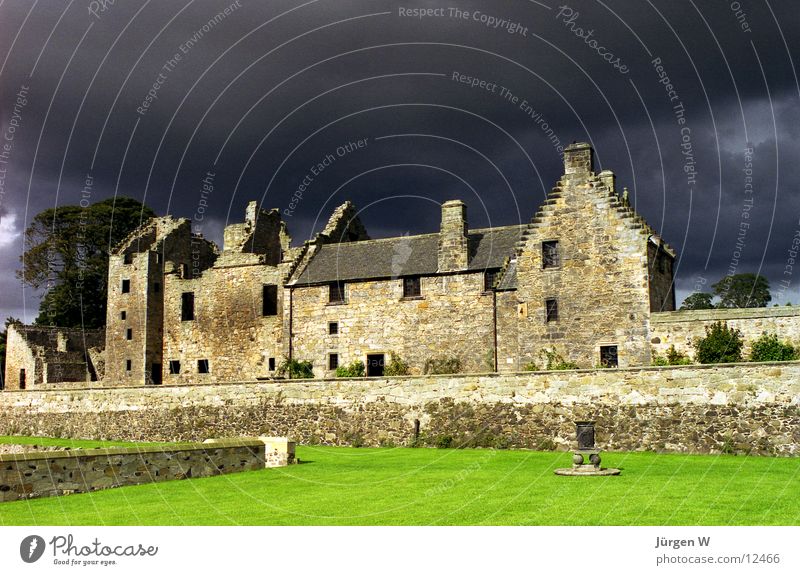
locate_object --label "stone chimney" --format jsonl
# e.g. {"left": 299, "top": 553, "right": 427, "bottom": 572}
{"left": 438, "top": 200, "right": 469, "bottom": 272}
{"left": 563, "top": 142, "right": 594, "bottom": 178}
{"left": 598, "top": 169, "right": 615, "bottom": 192}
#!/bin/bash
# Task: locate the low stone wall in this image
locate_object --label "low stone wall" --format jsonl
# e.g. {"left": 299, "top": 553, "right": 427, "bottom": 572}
{"left": 651, "top": 307, "right": 800, "bottom": 359}
{"left": 0, "top": 363, "right": 799, "bottom": 456}
{"left": 0, "top": 439, "right": 278, "bottom": 503}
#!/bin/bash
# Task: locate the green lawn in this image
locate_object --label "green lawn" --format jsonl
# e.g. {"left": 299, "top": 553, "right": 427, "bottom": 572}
{"left": 1, "top": 444, "right": 798, "bottom": 525}
{"left": 0, "top": 436, "right": 172, "bottom": 449}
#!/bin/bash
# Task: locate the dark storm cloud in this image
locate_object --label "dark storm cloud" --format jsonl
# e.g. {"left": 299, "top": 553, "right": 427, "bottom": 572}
{"left": 1, "top": 0, "right": 799, "bottom": 321}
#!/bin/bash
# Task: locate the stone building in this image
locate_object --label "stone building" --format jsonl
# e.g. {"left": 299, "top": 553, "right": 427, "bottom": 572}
{"left": 2, "top": 324, "right": 104, "bottom": 390}
{"left": 7, "top": 142, "right": 800, "bottom": 388}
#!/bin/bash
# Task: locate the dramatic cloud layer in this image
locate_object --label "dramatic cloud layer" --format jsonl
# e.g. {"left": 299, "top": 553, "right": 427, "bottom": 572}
{"left": 0, "top": 0, "right": 798, "bottom": 322}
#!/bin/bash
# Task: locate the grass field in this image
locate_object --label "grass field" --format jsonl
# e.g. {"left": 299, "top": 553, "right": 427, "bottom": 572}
{"left": 1, "top": 441, "right": 798, "bottom": 525}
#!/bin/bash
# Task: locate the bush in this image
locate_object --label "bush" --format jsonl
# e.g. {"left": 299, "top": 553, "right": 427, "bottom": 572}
{"left": 538, "top": 349, "right": 579, "bottom": 370}
{"left": 652, "top": 345, "right": 692, "bottom": 366}
{"left": 522, "top": 361, "right": 539, "bottom": 371}
{"left": 693, "top": 322, "right": 743, "bottom": 364}
{"left": 424, "top": 357, "right": 462, "bottom": 375}
{"left": 384, "top": 352, "right": 410, "bottom": 376}
{"left": 749, "top": 333, "right": 798, "bottom": 362}
{"left": 276, "top": 356, "right": 314, "bottom": 378}
{"left": 335, "top": 360, "right": 365, "bottom": 377}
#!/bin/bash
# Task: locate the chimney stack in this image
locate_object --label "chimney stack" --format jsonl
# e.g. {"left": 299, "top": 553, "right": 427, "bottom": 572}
{"left": 438, "top": 200, "right": 469, "bottom": 272}
{"left": 563, "top": 142, "right": 594, "bottom": 179}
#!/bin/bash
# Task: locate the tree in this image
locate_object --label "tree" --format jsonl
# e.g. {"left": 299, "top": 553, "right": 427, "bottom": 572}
{"left": 693, "top": 321, "right": 743, "bottom": 364}
{"left": 17, "top": 198, "right": 155, "bottom": 328}
{"left": 712, "top": 273, "right": 771, "bottom": 308}
{"left": 680, "top": 292, "right": 715, "bottom": 310}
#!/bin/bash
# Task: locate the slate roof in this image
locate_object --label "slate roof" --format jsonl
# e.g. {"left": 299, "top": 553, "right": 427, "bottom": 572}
{"left": 292, "top": 225, "right": 525, "bottom": 285}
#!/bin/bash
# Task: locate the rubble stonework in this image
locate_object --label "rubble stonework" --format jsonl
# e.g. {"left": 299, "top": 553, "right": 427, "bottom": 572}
{"left": 0, "top": 363, "right": 798, "bottom": 455}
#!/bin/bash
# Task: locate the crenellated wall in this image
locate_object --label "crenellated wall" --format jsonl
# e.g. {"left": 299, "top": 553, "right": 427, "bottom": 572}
{"left": 1, "top": 363, "right": 798, "bottom": 455}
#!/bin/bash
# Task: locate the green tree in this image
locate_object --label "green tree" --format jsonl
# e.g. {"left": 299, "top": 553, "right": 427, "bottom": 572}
{"left": 712, "top": 273, "right": 771, "bottom": 308}
{"left": 17, "top": 198, "right": 154, "bottom": 328}
{"left": 693, "top": 321, "right": 743, "bottom": 364}
{"left": 680, "top": 292, "right": 715, "bottom": 310}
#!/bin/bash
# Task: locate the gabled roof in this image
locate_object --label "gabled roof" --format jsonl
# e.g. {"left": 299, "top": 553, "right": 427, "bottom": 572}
{"left": 292, "top": 225, "right": 525, "bottom": 285}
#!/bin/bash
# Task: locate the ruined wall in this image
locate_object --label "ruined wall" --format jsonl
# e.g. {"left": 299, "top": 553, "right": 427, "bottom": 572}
{"left": 1, "top": 363, "right": 798, "bottom": 455}
{"left": 3, "top": 325, "right": 37, "bottom": 390}
{"left": 507, "top": 143, "right": 653, "bottom": 369}
{"left": 290, "top": 272, "right": 496, "bottom": 376}
{"left": 0, "top": 439, "right": 271, "bottom": 502}
{"left": 651, "top": 306, "right": 800, "bottom": 359}
{"left": 162, "top": 261, "right": 290, "bottom": 383}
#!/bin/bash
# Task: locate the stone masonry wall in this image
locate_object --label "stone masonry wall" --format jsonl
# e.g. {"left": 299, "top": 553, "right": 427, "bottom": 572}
{"left": 0, "top": 439, "right": 268, "bottom": 502}
{"left": 1, "top": 363, "right": 798, "bottom": 456}
{"left": 651, "top": 307, "right": 800, "bottom": 359}
{"left": 290, "top": 272, "right": 496, "bottom": 376}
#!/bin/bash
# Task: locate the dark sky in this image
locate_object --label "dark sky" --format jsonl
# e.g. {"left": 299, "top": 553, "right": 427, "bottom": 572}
{"left": 0, "top": 0, "right": 798, "bottom": 323}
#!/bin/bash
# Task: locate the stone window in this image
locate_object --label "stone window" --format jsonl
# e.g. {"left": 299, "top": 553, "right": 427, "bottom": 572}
{"left": 545, "top": 298, "right": 559, "bottom": 322}
{"left": 179, "top": 263, "right": 189, "bottom": 279}
{"left": 402, "top": 276, "right": 421, "bottom": 298}
{"left": 123, "top": 253, "right": 132, "bottom": 264}
{"left": 329, "top": 353, "right": 339, "bottom": 370}
{"left": 18, "top": 369, "right": 25, "bottom": 390}
{"left": 329, "top": 281, "right": 345, "bottom": 304}
{"left": 600, "top": 345, "right": 618, "bottom": 368}
{"left": 181, "top": 292, "right": 195, "bottom": 321}
{"left": 155, "top": 252, "right": 162, "bottom": 264}
{"left": 121, "top": 279, "right": 130, "bottom": 293}
{"left": 154, "top": 282, "right": 161, "bottom": 293}
{"left": 168, "top": 360, "right": 181, "bottom": 375}
{"left": 262, "top": 285, "right": 278, "bottom": 316}
{"left": 126, "top": 328, "right": 133, "bottom": 340}
{"left": 484, "top": 269, "right": 499, "bottom": 291}
{"left": 125, "top": 359, "right": 132, "bottom": 371}
{"left": 329, "top": 321, "right": 339, "bottom": 335}
{"left": 120, "top": 311, "right": 126, "bottom": 320}
{"left": 542, "top": 240, "right": 560, "bottom": 269}
{"left": 197, "top": 359, "right": 210, "bottom": 374}
{"left": 268, "top": 357, "right": 276, "bottom": 371}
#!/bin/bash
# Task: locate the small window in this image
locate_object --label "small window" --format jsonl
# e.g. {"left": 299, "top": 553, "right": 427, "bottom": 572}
{"left": 197, "top": 359, "right": 210, "bottom": 374}
{"left": 121, "top": 279, "right": 130, "bottom": 293}
{"left": 542, "top": 240, "right": 560, "bottom": 269}
{"left": 179, "top": 263, "right": 189, "bottom": 279}
{"left": 329, "top": 321, "right": 339, "bottom": 335}
{"left": 329, "top": 353, "right": 339, "bottom": 370}
{"left": 126, "top": 328, "right": 133, "bottom": 340}
{"left": 403, "top": 276, "right": 421, "bottom": 298}
{"left": 600, "top": 345, "right": 618, "bottom": 368}
{"left": 153, "top": 282, "right": 161, "bottom": 293}
{"left": 262, "top": 285, "right": 278, "bottom": 316}
{"left": 329, "top": 282, "right": 345, "bottom": 303}
{"left": 181, "top": 292, "right": 195, "bottom": 321}
{"left": 120, "top": 311, "right": 126, "bottom": 320}
{"left": 545, "top": 298, "right": 559, "bottom": 322}
{"left": 155, "top": 252, "right": 162, "bottom": 264}
{"left": 123, "top": 253, "right": 132, "bottom": 264}
{"left": 484, "top": 269, "right": 499, "bottom": 291}
{"left": 268, "top": 357, "right": 276, "bottom": 371}
{"left": 169, "top": 360, "right": 181, "bottom": 374}
{"left": 125, "top": 359, "right": 132, "bottom": 371}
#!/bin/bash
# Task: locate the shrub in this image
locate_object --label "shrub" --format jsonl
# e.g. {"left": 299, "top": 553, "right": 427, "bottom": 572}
{"left": 384, "top": 352, "right": 410, "bottom": 376}
{"left": 424, "top": 357, "right": 462, "bottom": 375}
{"left": 650, "top": 351, "right": 669, "bottom": 366}
{"left": 522, "top": 361, "right": 539, "bottom": 371}
{"left": 749, "top": 333, "right": 798, "bottom": 362}
{"left": 666, "top": 345, "right": 692, "bottom": 365}
{"left": 693, "top": 322, "right": 743, "bottom": 364}
{"left": 433, "top": 434, "right": 454, "bottom": 449}
{"left": 276, "top": 356, "right": 314, "bottom": 378}
{"left": 538, "top": 349, "right": 579, "bottom": 370}
{"left": 335, "top": 360, "right": 365, "bottom": 378}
